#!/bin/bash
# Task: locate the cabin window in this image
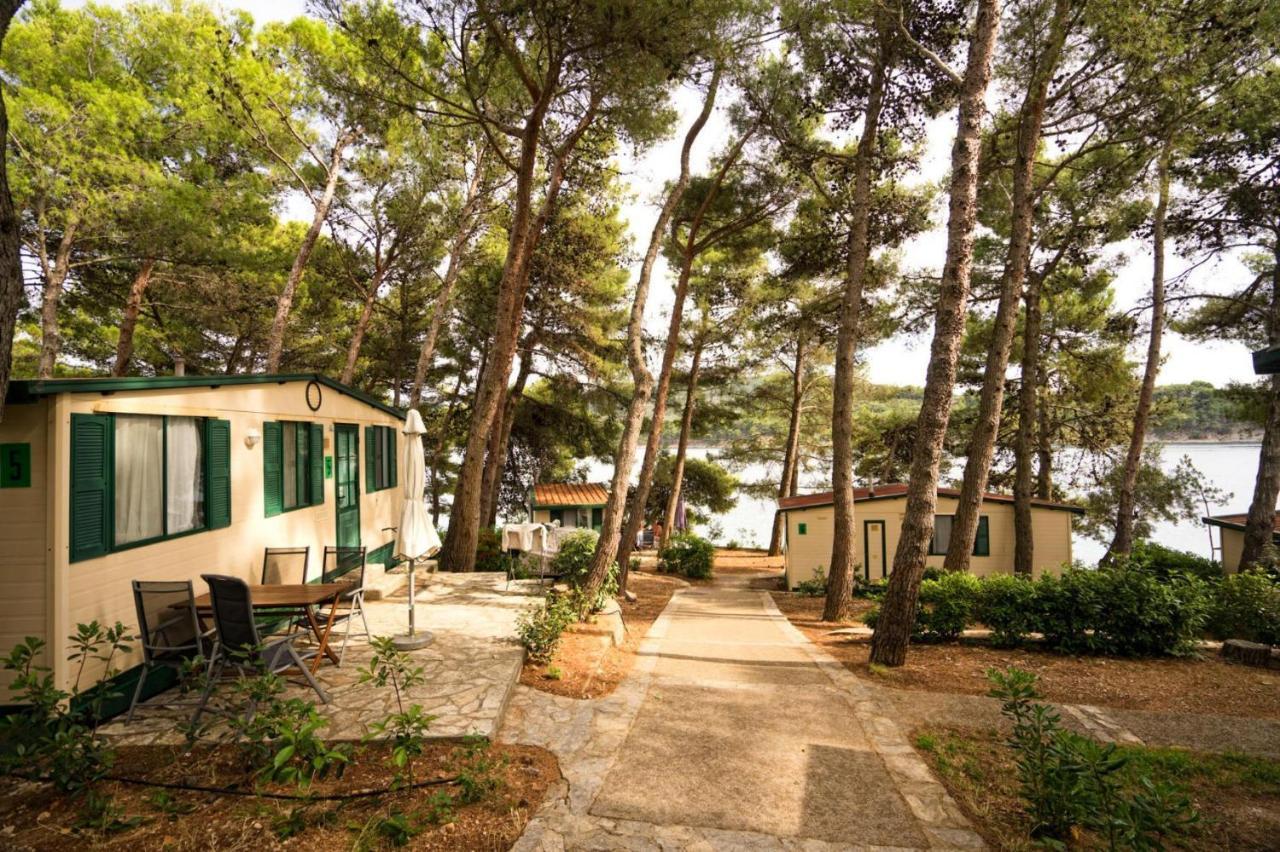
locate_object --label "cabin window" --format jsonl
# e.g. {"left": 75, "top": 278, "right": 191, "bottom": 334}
{"left": 928, "top": 515, "right": 990, "bottom": 556}
{"left": 69, "top": 414, "right": 231, "bottom": 561}
{"left": 798, "top": 522, "right": 808, "bottom": 535}
{"left": 365, "top": 425, "right": 397, "bottom": 493}
{"left": 263, "top": 421, "right": 324, "bottom": 517}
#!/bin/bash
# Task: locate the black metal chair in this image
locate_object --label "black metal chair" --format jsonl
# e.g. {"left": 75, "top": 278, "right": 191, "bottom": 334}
{"left": 127, "top": 580, "right": 215, "bottom": 723}
{"left": 260, "top": 546, "right": 309, "bottom": 634}
{"left": 314, "top": 546, "right": 370, "bottom": 664}
{"left": 191, "top": 574, "right": 328, "bottom": 727}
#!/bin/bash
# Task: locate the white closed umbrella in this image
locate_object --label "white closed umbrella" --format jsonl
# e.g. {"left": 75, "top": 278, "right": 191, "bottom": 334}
{"left": 392, "top": 409, "right": 440, "bottom": 650}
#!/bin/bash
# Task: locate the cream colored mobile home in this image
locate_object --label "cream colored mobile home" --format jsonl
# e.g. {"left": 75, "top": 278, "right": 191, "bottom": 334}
{"left": 1204, "top": 512, "right": 1280, "bottom": 572}
{"left": 777, "top": 483, "right": 1082, "bottom": 590}
{"left": 0, "top": 374, "right": 406, "bottom": 694}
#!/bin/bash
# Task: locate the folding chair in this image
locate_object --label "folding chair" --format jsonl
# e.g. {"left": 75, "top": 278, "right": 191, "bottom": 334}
{"left": 260, "top": 546, "right": 309, "bottom": 634}
{"left": 314, "top": 546, "right": 370, "bottom": 664}
{"left": 127, "top": 580, "right": 215, "bottom": 723}
{"left": 191, "top": 574, "right": 328, "bottom": 727}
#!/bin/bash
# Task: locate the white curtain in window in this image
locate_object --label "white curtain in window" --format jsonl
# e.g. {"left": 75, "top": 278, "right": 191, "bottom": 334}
{"left": 115, "top": 415, "right": 163, "bottom": 545}
{"left": 931, "top": 515, "right": 954, "bottom": 554}
{"left": 167, "top": 417, "right": 204, "bottom": 533}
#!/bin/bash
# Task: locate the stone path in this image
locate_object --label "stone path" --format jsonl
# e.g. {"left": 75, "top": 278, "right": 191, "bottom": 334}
{"left": 502, "top": 575, "right": 984, "bottom": 850}
{"left": 105, "top": 572, "right": 538, "bottom": 745}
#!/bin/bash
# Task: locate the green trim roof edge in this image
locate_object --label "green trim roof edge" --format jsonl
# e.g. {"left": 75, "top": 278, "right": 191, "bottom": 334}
{"left": 5, "top": 373, "right": 405, "bottom": 420}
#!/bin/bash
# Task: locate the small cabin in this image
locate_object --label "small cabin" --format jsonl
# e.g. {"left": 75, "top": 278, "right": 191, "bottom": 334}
{"left": 0, "top": 373, "right": 406, "bottom": 693}
{"left": 528, "top": 482, "right": 609, "bottom": 531}
{"left": 776, "top": 483, "right": 1083, "bottom": 590}
{"left": 1204, "top": 512, "right": 1280, "bottom": 572}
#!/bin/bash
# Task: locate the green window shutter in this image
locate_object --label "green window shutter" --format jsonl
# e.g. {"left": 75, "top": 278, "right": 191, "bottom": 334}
{"left": 309, "top": 423, "right": 325, "bottom": 505}
{"left": 364, "top": 426, "right": 376, "bottom": 493}
{"left": 263, "top": 421, "right": 282, "bottom": 517}
{"left": 973, "top": 516, "right": 990, "bottom": 557}
{"left": 388, "top": 428, "right": 397, "bottom": 490}
{"left": 206, "top": 419, "right": 232, "bottom": 529}
{"left": 70, "top": 414, "right": 113, "bottom": 562}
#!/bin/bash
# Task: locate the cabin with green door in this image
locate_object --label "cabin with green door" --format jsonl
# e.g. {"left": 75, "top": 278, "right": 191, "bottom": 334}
{"left": 0, "top": 373, "right": 405, "bottom": 694}
{"left": 528, "top": 482, "right": 609, "bottom": 531}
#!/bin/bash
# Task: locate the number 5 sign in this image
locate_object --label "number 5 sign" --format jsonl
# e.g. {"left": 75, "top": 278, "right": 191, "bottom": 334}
{"left": 0, "top": 443, "right": 31, "bottom": 488}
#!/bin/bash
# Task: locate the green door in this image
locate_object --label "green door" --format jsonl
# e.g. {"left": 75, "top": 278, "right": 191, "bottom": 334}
{"left": 334, "top": 424, "right": 361, "bottom": 549}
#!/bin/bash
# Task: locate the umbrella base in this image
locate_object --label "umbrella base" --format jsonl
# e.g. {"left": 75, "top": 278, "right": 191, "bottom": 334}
{"left": 391, "top": 632, "right": 434, "bottom": 651}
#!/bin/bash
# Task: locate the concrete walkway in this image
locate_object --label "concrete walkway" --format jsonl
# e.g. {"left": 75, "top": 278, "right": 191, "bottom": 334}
{"left": 503, "top": 575, "right": 984, "bottom": 850}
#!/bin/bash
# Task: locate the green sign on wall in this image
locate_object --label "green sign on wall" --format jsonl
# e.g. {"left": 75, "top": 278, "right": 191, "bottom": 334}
{"left": 325, "top": 455, "right": 334, "bottom": 479}
{"left": 0, "top": 443, "right": 31, "bottom": 488}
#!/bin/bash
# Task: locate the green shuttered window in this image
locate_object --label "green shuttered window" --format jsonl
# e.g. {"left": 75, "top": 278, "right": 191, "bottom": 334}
{"left": 264, "top": 420, "right": 324, "bottom": 517}
{"left": 69, "top": 414, "right": 230, "bottom": 562}
{"left": 365, "top": 425, "right": 397, "bottom": 493}
{"left": 928, "top": 514, "right": 990, "bottom": 556}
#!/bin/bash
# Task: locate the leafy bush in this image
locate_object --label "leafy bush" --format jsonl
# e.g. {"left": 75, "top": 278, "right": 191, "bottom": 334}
{"left": 988, "top": 667, "right": 1197, "bottom": 847}
{"left": 794, "top": 566, "right": 827, "bottom": 597}
{"left": 976, "top": 574, "right": 1038, "bottom": 647}
{"left": 658, "top": 532, "right": 714, "bottom": 579}
{"left": 1031, "top": 570, "right": 1103, "bottom": 653}
{"left": 361, "top": 637, "right": 436, "bottom": 787}
{"left": 915, "top": 571, "right": 982, "bottom": 642}
{"left": 853, "top": 576, "right": 889, "bottom": 599}
{"left": 1206, "top": 570, "right": 1280, "bottom": 645}
{"left": 551, "top": 530, "right": 599, "bottom": 586}
{"left": 473, "top": 528, "right": 506, "bottom": 573}
{"left": 1086, "top": 567, "right": 1209, "bottom": 657}
{"left": 516, "top": 594, "right": 576, "bottom": 663}
{"left": 1122, "top": 541, "right": 1222, "bottom": 582}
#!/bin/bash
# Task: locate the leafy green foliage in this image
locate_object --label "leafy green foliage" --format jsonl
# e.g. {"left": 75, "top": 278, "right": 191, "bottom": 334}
{"left": 516, "top": 595, "right": 577, "bottom": 663}
{"left": 658, "top": 533, "right": 715, "bottom": 579}
{"left": 1079, "top": 450, "right": 1229, "bottom": 544}
{"left": 360, "top": 637, "right": 435, "bottom": 788}
{"left": 648, "top": 456, "right": 738, "bottom": 527}
{"left": 975, "top": 574, "right": 1039, "bottom": 647}
{"left": 1116, "top": 541, "right": 1223, "bottom": 582}
{"left": 1206, "top": 571, "right": 1280, "bottom": 645}
{"left": 987, "top": 667, "right": 1198, "bottom": 848}
{"left": 794, "top": 565, "right": 828, "bottom": 596}
{"left": 551, "top": 530, "right": 600, "bottom": 586}
{"left": 451, "top": 736, "right": 505, "bottom": 805}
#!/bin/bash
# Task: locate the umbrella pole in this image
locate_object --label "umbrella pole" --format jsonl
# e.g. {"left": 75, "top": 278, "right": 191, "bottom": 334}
{"left": 393, "top": 556, "right": 433, "bottom": 650}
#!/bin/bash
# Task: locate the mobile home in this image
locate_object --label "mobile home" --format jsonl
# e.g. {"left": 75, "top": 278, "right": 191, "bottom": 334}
{"left": 0, "top": 373, "right": 406, "bottom": 694}
{"left": 528, "top": 482, "right": 609, "bottom": 530}
{"left": 777, "top": 483, "right": 1083, "bottom": 590}
{"left": 1204, "top": 512, "right": 1280, "bottom": 572}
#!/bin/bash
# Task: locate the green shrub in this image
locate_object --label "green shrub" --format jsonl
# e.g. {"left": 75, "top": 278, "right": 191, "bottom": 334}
{"left": 551, "top": 530, "right": 599, "bottom": 586}
{"left": 853, "top": 576, "right": 889, "bottom": 599}
{"left": 474, "top": 528, "right": 505, "bottom": 573}
{"left": 1087, "top": 567, "right": 1209, "bottom": 657}
{"left": 794, "top": 566, "right": 827, "bottom": 597}
{"left": 915, "top": 571, "right": 981, "bottom": 642}
{"left": 1122, "top": 541, "right": 1222, "bottom": 582}
{"left": 516, "top": 594, "right": 576, "bottom": 663}
{"left": 1207, "top": 570, "right": 1280, "bottom": 645}
{"left": 658, "top": 533, "right": 714, "bottom": 579}
{"left": 975, "top": 574, "right": 1038, "bottom": 647}
{"left": 1033, "top": 569, "right": 1105, "bottom": 654}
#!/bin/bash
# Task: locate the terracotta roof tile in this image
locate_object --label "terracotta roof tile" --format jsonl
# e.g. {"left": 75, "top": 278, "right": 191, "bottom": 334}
{"left": 533, "top": 482, "right": 610, "bottom": 507}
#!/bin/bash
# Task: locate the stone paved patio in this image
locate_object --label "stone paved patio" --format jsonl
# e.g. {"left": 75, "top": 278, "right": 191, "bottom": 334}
{"left": 104, "top": 572, "right": 540, "bottom": 745}
{"left": 500, "top": 574, "right": 984, "bottom": 851}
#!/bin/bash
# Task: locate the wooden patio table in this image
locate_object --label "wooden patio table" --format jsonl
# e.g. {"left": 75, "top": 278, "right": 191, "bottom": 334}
{"left": 193, "top": 583, "right": 346, "bottom": 674}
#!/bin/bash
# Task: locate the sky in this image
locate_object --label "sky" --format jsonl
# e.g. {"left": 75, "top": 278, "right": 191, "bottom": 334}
{"left": 73, "top": 0, "right": 1259, "bottom": 388}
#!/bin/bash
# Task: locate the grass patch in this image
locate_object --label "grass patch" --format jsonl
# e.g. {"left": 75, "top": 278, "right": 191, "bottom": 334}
{"left": 914, "top": 727, "right": 1280, "bottom": 851}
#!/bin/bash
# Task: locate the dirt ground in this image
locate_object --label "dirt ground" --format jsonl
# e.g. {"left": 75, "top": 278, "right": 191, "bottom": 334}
{"left": 771, "top": 592, "right": 1280, "bottom": 720}
{"left": 519, "top": 571, "right": 685, "bottom": 700}
{"left": 0, "top": 739, "right": 558, "bottom": 851}
{"left": 915, "top": 726, "right": 1280, "bottom": 851}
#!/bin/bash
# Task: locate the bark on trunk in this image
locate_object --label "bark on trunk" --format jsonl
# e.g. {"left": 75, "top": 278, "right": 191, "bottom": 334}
{"left": 340, "top": 267, "right": 385, "bottom": 385}
{"left": 480, "top": 348, "right": 532, "bottom": 528}
{"left": 0, "top": 1, "right": 24, "bottom": 422}
{"left": 112, "top": 258, "right": 158, "bottom": 377}
{"left": 37, "top": 220, "right": 78, "bottom": 379}
{"left": 1105, "top": 142, "right": 1172, "bottom": 561}
{"left": 1013, "top": 270, "right": 1045, "bottom": 574}
{"left": 408, "top": 148, "right": 488, "bottom": 409}
{"left": 770, "top": 337, "right": 808, "bottom": 556}
{"left": 868, "top": 0, "right": 1001, "bottom": 667}
{"left": 1239, "top": 242, "right": 1280, "bottom": 567}
{"left": 943, "top": 0, "right": 1070, "bottom": 571}
{"left": 824, "top": 27, "right": 890, "bottom": 623}
{"left": 264, "top": 131, "right": 353, "bottom": 374}
{"left": 660, "top": 335, "right": 705, "bottom": 549}
{"left": 585, "top": 68, "right": 721, "bottom": 597}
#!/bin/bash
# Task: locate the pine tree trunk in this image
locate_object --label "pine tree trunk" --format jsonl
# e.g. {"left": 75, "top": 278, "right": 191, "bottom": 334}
{"left": 1013, "top": 269, "right": 1045, "bottom": 575}
{"left": 868, "top": 0, "right": 1001, "bottom": 667}
{"left": 944, "top": 0, "right": 1070, "bottom": 571}
{"left": 111, "top": 258, "right": 157, "bottom": 377}
{"left": 660, "top": 336, "right": 705, "bottom": 549}
{"left": 264, "top": 132, "right": 353, "bottom": 374}
{"left": 1239, "top": 243, "right": 1280, "bottom": 568}
{"left": 340, "top": 267, "right": 385, "bottom": 385}
{"left": 408, "top": 149, "right": 487, "bottom": 409}
{"left": 1036, "top": 370, "right": 1053, "bottom": 499}
{"left": 585, "top": 69, "right": 721, "bottom": 597}
{"left": 0, "top": 0, "right": 28, "bottom": 421}
{"left": 1106, "top": 142, "right": 1172, "bottom": 561}
{"left": 770, "top": 338, "right": 807, "bottom": 556}
{"left": 37, "top": 221, "right": 78, "bottom": 379}
{"left": 480, "top": 349, "right": 532, "bottom": 527}
{"left": 824, "top": 29, "right": 889, "bottom": 623}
